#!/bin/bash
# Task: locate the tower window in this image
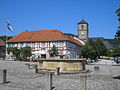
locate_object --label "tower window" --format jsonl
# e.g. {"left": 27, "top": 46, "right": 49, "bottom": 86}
{"left": 81, "top": 25, "right": 84, "bottom": 29}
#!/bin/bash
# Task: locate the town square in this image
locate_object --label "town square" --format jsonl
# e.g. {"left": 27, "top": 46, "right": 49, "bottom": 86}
{"left": 0, "top": 0, "right": 120, "bottom": 90}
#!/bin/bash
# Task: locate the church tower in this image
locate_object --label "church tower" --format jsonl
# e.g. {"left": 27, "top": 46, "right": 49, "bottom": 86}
{"left": 78, "top": 20, "right": 88, "bottom": 43}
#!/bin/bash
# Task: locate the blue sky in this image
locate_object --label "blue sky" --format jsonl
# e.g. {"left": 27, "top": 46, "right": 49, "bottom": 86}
{"left": 0, "top": 0, "right": 119, "bottom": 39}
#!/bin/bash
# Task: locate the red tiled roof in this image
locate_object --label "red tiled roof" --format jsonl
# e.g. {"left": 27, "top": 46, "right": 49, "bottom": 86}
{"left": 0, "top": 39, "right": 5, "bottom": 46}
{"left": 7, "top": 30, "right": 84, "bottom": 46}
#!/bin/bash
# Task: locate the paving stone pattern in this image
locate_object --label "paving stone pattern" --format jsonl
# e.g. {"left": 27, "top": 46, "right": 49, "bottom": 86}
{"left": 0, "top": 60, "right": 119, "bottom": 90}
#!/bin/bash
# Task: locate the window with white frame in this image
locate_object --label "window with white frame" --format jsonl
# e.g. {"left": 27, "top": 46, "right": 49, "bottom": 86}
{"left": 41, "top": 42, "right": 45, "bottom": 48}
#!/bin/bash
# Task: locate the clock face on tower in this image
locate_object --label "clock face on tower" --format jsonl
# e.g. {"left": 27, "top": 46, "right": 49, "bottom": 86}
{"left": 78, "top": 20, "right": 88, "bottom": 43}
{"left": 81, "top": 32, "right": 84, "bottom": 35}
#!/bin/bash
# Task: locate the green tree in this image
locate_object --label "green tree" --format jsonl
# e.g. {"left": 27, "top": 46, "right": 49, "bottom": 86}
{"left": 108, "top": 46, "right": 120, "bottom": 64}
{"left": 20, "top": 46, "right": 32, "bottom": 61}
{"left": 114, "top": 45, "right": 120, "bottom": 64}
{"left": 0, "top": 36, "right": 13, "bottom": 41}
{"left": 95, "top": 39, "right": 108, "bottom": 57}
{"left": 64, "top": 33, "right": 78, "bottom": 37}
{"left": 115, "top": 8, "right": 120, "bottom": 39}
{"left": 7, "top": 46, "right": 32, "bottom": 61}
{"left": 49, "top": 45, "right": 59, "bottom": 57}
{"left": 80, "top": 44, "right": 97, "bottom": 60}
{"left": 87, "top": 39, "right": 108, "bottom": 58}
{"left": 115, "top": 8, "right": 120, "bottom": 22}
{"left": 108, "top": 50, "right": 116, "bottom": 59}
{"left": 7, "top": 47, "right": 21, "bottom": 60}
{"left": 115, "top": 30, "right": 120, "bottom": 39}
{"left": 88, "top": 40, "right": 99, "bottom": 57}
{"left": 114, "top": 45, "right": 120, "bottom": 57}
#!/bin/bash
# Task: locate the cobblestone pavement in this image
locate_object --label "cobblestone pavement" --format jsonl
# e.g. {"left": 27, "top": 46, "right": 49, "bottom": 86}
{"left": 0, "top": 60, "right": 120, "bottom": 90}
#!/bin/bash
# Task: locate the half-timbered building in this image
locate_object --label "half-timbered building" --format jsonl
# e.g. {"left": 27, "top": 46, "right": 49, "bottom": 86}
{"left": 7, "top": 30, "right": 85, "bottom": 59}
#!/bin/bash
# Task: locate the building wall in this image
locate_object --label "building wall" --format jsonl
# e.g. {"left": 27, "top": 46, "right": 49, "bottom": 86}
{"left": 0, "top": 46, "right": 6, "bottom": 58}
{"left": 7, "top": 40, "right": 81, "bottom": 59}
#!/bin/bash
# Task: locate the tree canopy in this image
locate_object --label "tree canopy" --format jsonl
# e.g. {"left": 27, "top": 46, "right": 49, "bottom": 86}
{"left": 48, "top": 45, "right": 59, "bottom": 57}
{"left": 115, "top": 7, "right": 120, "bottom": 39}
{"left": 108, "top": 45, "right": 120, "bottom": 64}
{"left": 7, "top": 47, "right": 20, "bottom": 60}
{"left": 80, "top": 39, "right": 108, "bottom": 60}
{"left": 95, "top": 39, "right": 108, "bottom": 56}
{"left": 115, "top": 8, "right": 120, "bottom": 22}
{"left": 64, "top": 33, "right": 78, "bottom": 37}
{"left": 20, "top": 46, "right": 32, "bottom": 61}
{"left": 80, "top": 43, "right": 97, "bottom": 60}
{"left": 114, "top": 45, "right": 120, "bottom": 57}
{"left": 0, "top": 36, "right": 13, "bottom": 41}
{"left": 7, "top": 46, "right": 32, "bottom": 61}
{"left": 115, "top": 30, "right": 120, "bottom": 39}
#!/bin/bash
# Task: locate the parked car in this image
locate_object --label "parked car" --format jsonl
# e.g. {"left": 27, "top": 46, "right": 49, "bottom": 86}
{"left": 87, "top": 58, "right": 95, "bottom": 64}
{"left": 114, "top": 57, "right": 120, "bottom": 64}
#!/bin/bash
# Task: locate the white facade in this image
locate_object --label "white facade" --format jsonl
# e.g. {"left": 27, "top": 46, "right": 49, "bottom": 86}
{"left": 7, "top": 40, "right": 81, "bottom": 59}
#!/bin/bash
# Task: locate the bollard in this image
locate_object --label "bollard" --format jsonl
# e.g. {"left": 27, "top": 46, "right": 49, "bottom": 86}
{"left": 54, "top": 67, "right": 60, "bottom": 75}
{"left": 48, "top": 73, "right": 53, "bottom": 90}
{"left": 0, "top": 69, "right": 7, "bottom": 84}
{"left": 80, "top": 75, "right": 87, "bottom": 90}
{"left": 35, "top": 65, "right": 38, "bottom": 73}
{"left": 94, "top": 66, "right": 100, "bottom": 72}
{"left": 28, "top": 64, "right": 30, "bottom": 69}
{"left": 25, "top": 63, "right": 30, "bottom": 69}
